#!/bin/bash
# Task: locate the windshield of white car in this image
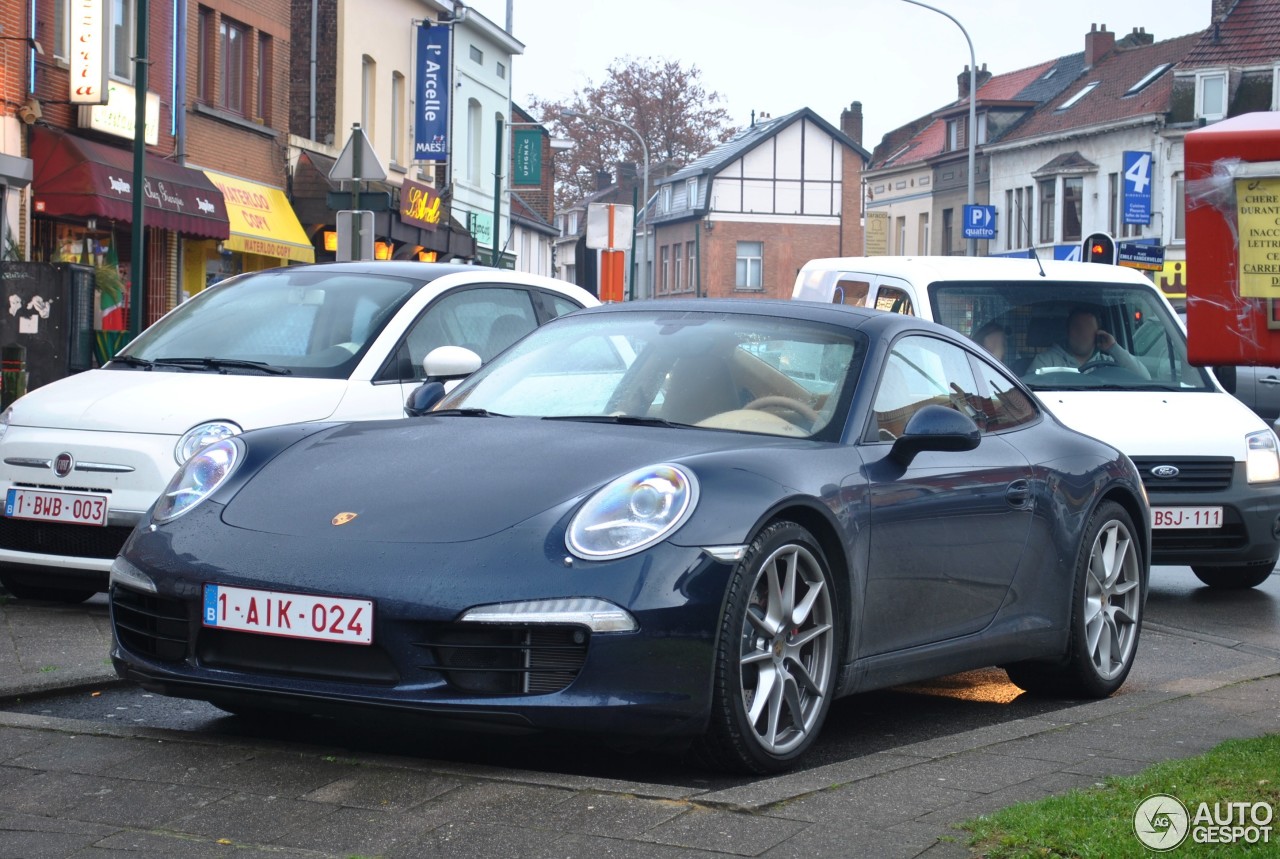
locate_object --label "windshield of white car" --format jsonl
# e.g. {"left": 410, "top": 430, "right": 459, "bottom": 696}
{"left": 927, "top": 281, "right": 1214, "bottom": 392}
{"left": 110, "top": 270, "right": 422, "bottom": 379}
{"left": 438, "top": 310, "right": 866, "bottom": 441}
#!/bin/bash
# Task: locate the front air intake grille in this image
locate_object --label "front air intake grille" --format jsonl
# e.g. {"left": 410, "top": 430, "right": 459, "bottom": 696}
{"left": 0, "top": 517, "right": 133, "bottom": 560}
{"left": 196, "top": 629, "right": 400, "bottom": 686}
{"left": 415, "top": 624, "right": 588, "bottom": 695}
{"left": 1131, "top": 457, "right": 1234, "bottom": 493}
{"left": 111, "top": 586, "right": 191, "bottom": 662}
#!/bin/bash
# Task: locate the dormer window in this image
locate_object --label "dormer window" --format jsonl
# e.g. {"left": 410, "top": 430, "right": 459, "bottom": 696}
{"left": 1058, "top": 82, "right": 1099, "bottom": 111}
{"left": 1196, "top": 70, "right": 1228, "bottom": 120}
{"left": 946, "top": 119, "right": 960, "bottom": 151}
{"left": 686, "top": 177, "right": 698, "bottom": 207}
{"left": 662, "top": 185, "right": 672, "bottom": 213}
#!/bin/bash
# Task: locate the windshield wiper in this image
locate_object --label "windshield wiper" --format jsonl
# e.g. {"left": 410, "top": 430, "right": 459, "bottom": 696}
{"left": 107, "top": 355, "right": 154, "bottom": 370}
{"left": 430, "top": 408, "right": 509, "bottom": 417}
{"left": 153, "top": 358, "right": 292, "bottom": 375}
{"left": 543, "top": 415, "right": 689, "bottom": 428}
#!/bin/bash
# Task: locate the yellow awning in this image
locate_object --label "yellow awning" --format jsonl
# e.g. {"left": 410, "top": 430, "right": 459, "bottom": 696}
{"left": 202, "top": 171, "right": 315, "bottom": 263}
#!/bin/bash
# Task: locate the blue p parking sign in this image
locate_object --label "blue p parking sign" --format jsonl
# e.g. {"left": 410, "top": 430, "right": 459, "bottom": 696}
{"left": 963, "top": 205, "right": 996, "bottom": 240}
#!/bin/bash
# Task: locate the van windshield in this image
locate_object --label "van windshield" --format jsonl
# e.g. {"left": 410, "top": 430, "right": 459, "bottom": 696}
{"left": 927, "top": 281, "right": 1213, "bottom": 392}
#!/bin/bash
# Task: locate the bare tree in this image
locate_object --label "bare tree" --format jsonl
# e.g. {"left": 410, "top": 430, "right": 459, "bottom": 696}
{"left": 528, "top": 57, "right": 737, "bottom": 210}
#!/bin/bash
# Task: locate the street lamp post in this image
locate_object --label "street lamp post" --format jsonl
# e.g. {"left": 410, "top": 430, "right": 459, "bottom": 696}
{"left": 900, "top": 0, "right": 977, "bottom": 257}
{"left": 562, "top": 110, "right": 650, "bottom": 298}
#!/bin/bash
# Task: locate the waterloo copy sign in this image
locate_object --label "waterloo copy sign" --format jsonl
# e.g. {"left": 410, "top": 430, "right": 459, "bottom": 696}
{"left": 414, "top": 25, "right": 449, "bottom": 162}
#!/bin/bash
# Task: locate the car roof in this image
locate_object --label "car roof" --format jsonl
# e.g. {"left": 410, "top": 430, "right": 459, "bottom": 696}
{"left": 571, "top": 297, "right": 959, "bottom": 341}
{"left": 263, "top": 261, "right": 503, "bottom": 279}
{"left": 797, "top": 255, "right": 1156, "bottom": 287}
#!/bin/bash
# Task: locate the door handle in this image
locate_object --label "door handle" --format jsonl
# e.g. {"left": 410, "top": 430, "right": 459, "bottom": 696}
{"left": 1258, "top": 377, "right": 1280, "bottom": 386}
{"left": 1005, "top": 479, "right": 1031, "bottom": 508}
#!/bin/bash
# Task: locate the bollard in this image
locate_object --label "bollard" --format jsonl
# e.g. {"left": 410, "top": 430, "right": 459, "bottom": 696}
{"left": 1, "top": 344, "right": 27, "bottom": 410}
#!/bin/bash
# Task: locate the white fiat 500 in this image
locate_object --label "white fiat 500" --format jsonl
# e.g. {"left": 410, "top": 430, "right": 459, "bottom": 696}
{"left": 0, "top": 262, "right": 597, "bottom": 602}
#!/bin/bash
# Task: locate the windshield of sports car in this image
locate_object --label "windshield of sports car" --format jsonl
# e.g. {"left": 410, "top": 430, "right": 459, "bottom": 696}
{"left": 928, "top": 281, "right": 1213, "bottom": 392}
{"left": 438, "top": 310, "right": 868, "bottom": 439}
{"left": 110, "top": 269, "right": 422, "bottom": 378}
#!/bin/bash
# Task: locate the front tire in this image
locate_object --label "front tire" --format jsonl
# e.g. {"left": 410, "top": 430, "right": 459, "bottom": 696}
{"left": 1006, "top": 501, "right": 1144, "bottom": 698}
{"left": 691, "top": 521, "right": 839, "bottom": 774}
{"left": 1191, "top": 564, "right": 1274, "bottom": 589}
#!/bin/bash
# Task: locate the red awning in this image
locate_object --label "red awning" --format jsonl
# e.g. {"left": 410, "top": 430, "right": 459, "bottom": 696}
{"left": 30, "top": 127, "right": 230, "bottom": 239}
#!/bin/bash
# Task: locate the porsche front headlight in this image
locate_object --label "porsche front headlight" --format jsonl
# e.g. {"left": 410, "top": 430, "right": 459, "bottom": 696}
{"left": 0, "top": 407, "right": 11, "bottom": 444}
{"left": 175, "top": 420, "right": 242, "bottom": 464}
{"left": 153, "top": 438, "right": 241, "bottom": 523}
{"left": 567, "top": 464, "right": 698, "bottom": 560}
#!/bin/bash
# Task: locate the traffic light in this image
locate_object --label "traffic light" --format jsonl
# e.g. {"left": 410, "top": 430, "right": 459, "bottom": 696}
{"left": 1082, "top": 232, "right": 1117, "bottom": 264}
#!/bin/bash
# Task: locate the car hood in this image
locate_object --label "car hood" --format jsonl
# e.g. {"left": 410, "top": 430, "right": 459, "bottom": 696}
{"left": 1035, "top": 390, "right": 1263, "bottom": 458}
{"left": 9, "top": 369, "right": 347, "bottom": 434}
{"left": 221, "top": 417, "right": 798, "bottom": 543}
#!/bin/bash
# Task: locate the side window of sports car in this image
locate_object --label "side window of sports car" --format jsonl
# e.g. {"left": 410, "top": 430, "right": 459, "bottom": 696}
{"left": 868, "top": 335, "right": 981, "bottom": 441}
{"left": 971, "top": 354, "right": 1039, "bottom": 432}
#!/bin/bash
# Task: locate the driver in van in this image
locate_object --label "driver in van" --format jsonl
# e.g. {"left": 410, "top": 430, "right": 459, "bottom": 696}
{"left": 1026, "top": 306, "right": 1151, "bottom": 379}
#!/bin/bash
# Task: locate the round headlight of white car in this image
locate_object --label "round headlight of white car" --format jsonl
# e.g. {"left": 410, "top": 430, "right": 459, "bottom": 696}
{"left": 567, "top": 464, "right": 699, "bottom": 560}
{"left": 175, "top": 420, "right": 242, "bottom": 464}
{"left": 0, "top": 407, "right": 11, "bottom": 443}
{"left": 153, "top": 438, "right": 241, "bottom": 523}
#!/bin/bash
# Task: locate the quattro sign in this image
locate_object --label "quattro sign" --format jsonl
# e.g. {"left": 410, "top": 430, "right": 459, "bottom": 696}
{"left": 962, "top": 205, "right": 996, "bottom": 240}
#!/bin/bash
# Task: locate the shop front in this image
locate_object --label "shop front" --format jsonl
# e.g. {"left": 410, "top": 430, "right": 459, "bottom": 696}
{"left": 187, "top": 171, "right": 316, "bottom": 298}
{"left": 27, "top": 126, "right": 230, "bottom": 335}
{"left": 291, "top": 150, "right": 476, "bottom": 262}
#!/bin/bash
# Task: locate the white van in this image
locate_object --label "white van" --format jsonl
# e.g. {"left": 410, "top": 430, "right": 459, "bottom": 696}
{"left": 794, "top": 256, "right": 1280, "bottom": 589}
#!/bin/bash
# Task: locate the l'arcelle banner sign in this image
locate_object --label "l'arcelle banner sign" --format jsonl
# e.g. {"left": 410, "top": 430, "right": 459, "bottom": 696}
{"left": 414, "top": 24, "right": 449, "bottom": 162}
{"left": 69, "top": 0, "right": 109, "bottom": 105}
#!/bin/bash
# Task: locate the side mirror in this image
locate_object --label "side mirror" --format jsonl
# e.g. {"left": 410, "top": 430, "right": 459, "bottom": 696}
{"left": 422, "top": 345, "right": 482, "bottom": 382}
{"left": 405, "top": 381, "right": 446, "bottom": 417}
{"left": 890, "top": 404, "right": 980, "bottom": 466}
{"left": 1213, "top": 365, "right": 1237, "bottom": 395}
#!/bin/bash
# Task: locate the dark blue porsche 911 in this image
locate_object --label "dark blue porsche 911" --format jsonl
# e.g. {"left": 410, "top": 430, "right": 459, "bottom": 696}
{"left": 110, "top": 299, "right": 1150, "bottom": 773}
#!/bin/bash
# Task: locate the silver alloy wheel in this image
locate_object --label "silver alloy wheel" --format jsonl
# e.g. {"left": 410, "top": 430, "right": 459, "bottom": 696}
{"left": 739, "top": 542, "right": 835, "bottom": 755}
{"left": 1084, "top": 518, "right": 1142, "bottom": 680}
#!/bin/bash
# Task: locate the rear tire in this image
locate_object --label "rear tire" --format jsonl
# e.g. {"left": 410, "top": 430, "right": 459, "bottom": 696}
{"left": 0, "top": 574, "right": 97, "bottom": 604}
{"left": 1191, "top": 565, "right": 1273, "bottom": 589}
{"left": 1006, "top": 501, "right": 1144, "bottom": 698}
{"left": 690, "top": 521, "right": 839, "bottom": 774}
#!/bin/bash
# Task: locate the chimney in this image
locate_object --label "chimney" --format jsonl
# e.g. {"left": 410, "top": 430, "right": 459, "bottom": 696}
{"left": 1085, "top": 23, "right": 1115, "bottom": 66}
{"left": 1212, "top": 0, "right": 1232, "bottom": 22}
{"left": 616, "top": 161, "right": 638, "bottom": 197}
{"left": 595, "top": 169, "right": 612, "bottom": 192}
{"left": 1119, "top": 26, "right": 1154, "bottom": 47}
{"left": 841, "top": 101, "right": 864, "bottom": 147}
{"left": 957, "top": 64, "right": 991, "bottom": 99}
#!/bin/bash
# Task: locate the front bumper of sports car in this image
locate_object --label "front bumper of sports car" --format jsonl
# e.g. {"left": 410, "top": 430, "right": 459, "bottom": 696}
{"left": 110, "top": 511, "right": 741, "bottom": 739}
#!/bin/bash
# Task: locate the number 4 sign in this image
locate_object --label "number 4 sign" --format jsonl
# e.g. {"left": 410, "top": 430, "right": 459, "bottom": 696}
{"left": 1123, "top": 151, "right": 1153, "bottom": 225}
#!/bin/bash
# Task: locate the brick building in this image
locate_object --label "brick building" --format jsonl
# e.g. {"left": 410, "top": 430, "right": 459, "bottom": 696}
{"left": 647, "top": 106, "right": 869, "bottom": 300}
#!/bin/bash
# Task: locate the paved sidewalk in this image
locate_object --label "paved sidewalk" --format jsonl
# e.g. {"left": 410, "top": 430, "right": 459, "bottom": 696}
{"left": 0, "top": 591, "right": 1277, "bottom": 858}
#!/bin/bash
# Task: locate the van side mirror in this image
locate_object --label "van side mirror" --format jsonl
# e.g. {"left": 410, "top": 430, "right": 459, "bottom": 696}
{"left": 1213, "top": 365, "right": 1237, "bottom": 395}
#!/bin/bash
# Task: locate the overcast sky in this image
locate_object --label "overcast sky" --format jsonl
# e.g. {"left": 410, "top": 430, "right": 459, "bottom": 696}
{"left": 465, "top": 0, "right": 1213, "bottom": 150}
